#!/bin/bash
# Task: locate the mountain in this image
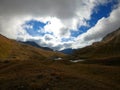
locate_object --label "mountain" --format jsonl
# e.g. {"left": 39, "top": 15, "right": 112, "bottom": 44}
{"left": 0, "top": 34, "right": 120, "bottom": 90}
{"left": 20, "top": 41, "right": 53, "bottom": 51}
{"left": 70, "top": 28, "right": 120, "bottom": 59}
{"left": 0, "top": 34, "right": 65, "bottom": 61}
{"left": 22, "top": 41, "right": 76, "bottom": 54}
{"left": 60, "top": 48, "right": 75, "bottom": 54}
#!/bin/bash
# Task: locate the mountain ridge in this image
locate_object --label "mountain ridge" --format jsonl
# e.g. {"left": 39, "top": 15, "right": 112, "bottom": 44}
{"left": 20, "top": 41, "right": 53, "bottom": 51}
{"left": 70, "top": 28, "right": 120, "bottom": 59}
{"left": 21, "top": 41, "right": 76, "bottom": 54}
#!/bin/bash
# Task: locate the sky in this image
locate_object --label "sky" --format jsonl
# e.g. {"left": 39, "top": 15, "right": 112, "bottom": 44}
{"left": 0, "top": 0, "right": 120, "bottom": 51}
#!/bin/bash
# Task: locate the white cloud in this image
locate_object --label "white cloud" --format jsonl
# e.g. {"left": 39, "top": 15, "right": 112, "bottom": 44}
{"left": 73, "top": 2, "right": 120, "bottom": 49}
{"left": 43, "top": 17, "right": 70, "bottom": 38}
{"left": 0, "top": 15, "right": 32, "bottom": 39}
{"left": 0, "top": 0, "right": 119, "bottom": 50}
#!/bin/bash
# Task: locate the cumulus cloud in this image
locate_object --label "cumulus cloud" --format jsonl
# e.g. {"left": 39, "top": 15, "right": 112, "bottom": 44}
{"left": 73, "top": 3, "right": 120, "bottom": 49}
{"left": 0, "top": 0, "right": 119, "bottom": 50}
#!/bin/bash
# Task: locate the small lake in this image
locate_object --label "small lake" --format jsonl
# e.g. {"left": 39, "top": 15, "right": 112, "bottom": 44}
{"left": 70, "top": 59, "right": 84, "bottom": 63}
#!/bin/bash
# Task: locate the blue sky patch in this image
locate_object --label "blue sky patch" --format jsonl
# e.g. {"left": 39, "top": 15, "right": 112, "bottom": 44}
{"left": 61, "top": 37, "right": 74, "bottom": 42}
{"left": 23, "top": 19, "right": 48, "bottom": 36}
{"left": 71, "top": 0, "right": 118, "bottom": 37}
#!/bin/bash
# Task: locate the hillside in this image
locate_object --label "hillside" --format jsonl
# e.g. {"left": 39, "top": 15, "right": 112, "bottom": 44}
{"left": 0, "top": 34, "right": 65, "bottom": 61}
{"left": 0, "top": 34, "right": 13, "bottom": 59}
{"left": 0, "top": 31, "right": 120, "bottom": 90}
{"left": 70, "top": 28, "right": 120, "bottom": 59}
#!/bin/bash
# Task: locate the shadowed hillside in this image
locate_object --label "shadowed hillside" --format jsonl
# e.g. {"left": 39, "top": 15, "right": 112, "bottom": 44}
{"left": 70, "top": 28, "right": 120, "bottom": 60}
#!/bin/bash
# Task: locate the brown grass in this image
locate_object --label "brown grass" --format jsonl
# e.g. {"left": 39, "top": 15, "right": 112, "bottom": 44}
{"left": 0, "top": 33, "right": 120, "bottom": 90}
{"left": 0, "top": 34, "right": 65, "bottom": 61}
{"left": 0, "top": 59, "right": 120, "bottom": 90}
{"left": 0, "top": 35, "right": 13, "bottom": 59}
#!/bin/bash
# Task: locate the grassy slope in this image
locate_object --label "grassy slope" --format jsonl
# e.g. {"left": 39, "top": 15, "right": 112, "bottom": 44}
{"left": 70, "top": 42, "right": 120, "bottom": 59}
{"left": 0, "top": 35, "right": 13, "bottom": 59}
{"left": 9, "top": 42, "right": 65, "bottom": 61}
{"left": 0, "top": 34, "right": 65, "bottom": 61}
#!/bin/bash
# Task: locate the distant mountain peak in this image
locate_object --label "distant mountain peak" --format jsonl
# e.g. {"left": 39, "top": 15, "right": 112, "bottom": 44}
{"left": 20, "top": 41, "right": 53, "bottom": 51}
{"left": 60, "top": 48, "right": 76, "bottom": 54}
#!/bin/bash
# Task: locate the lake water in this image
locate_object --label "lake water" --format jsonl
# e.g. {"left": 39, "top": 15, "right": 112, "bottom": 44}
{"left": 70, "top": 59, "right": 84, "bottom": 63}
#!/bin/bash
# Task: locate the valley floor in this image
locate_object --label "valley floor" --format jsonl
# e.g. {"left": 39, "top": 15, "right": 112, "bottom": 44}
{"left": 0, "top": 59, "right": 120, "bottom": 90}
